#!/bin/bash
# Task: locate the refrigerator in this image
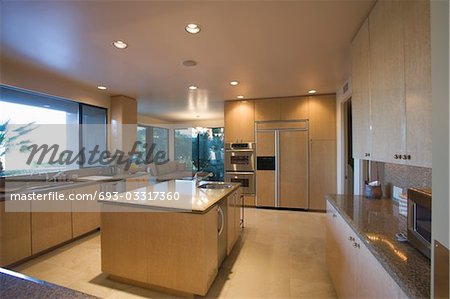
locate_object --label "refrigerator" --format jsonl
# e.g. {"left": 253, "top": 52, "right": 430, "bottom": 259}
{"left": 255, "top": 120, "right": 309, "bottom": 209}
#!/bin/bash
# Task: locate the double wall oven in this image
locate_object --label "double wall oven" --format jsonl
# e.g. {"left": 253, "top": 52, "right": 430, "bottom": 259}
{"left": 224, "top": 143, "right": 255, "bottom": 194}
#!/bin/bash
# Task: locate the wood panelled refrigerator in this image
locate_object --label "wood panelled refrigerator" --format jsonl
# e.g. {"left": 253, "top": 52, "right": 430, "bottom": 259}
{"left": 255, "top": 120, "right": 309, "bottom": 209}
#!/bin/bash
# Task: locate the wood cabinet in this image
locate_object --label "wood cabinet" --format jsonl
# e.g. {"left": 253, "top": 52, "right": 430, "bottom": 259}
{"left": 31, "top": 189, "right": 73, "bottom": 254}
{"left": 0, "top": 201, "right": 32, "bottom": 266}
{"left": 351, "top": 0, "right": 431, "bottom": 167}
{"left": 309, "top": 95, "right": 336, "bottom": 140}
{"left": 227, "top": 189, "right": 242, "bottom": 255}
{"left": 369, "top": 0, "right": 406, "bottom": 164}
{"left": 254, "top": 99, "right": 281, "bottom": 121}
{"left": 309, "top": 140, "right": 337, "bottom": 210}
{"left": 101, "top": 205, "right": 218, "bottom": 296}
{"left": 72, "top": 184, "right": 100, "bottom": 238}
{"left": 351, "top": 19, "right": 372, "bottom": 160}
{"left": 280, "top": 97, "right": 309, "bottom": 120}
{"left": 403, "top": 0, "right": 431, "bottom": 168}
{"left": 224, "top": 100, "right": 255, "bottom": 142}
{"left": 326, "top": 201, "right": 407, "bottom": 298}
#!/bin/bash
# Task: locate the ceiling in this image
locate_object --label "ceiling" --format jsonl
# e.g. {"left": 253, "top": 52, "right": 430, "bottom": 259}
{"left": 1, "top": 0, "right": 375, "bottom": 122}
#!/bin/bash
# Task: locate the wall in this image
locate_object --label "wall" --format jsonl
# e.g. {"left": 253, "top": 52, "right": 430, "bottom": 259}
{"left": 431, "top": 0, "right": 449, "bottom": 296}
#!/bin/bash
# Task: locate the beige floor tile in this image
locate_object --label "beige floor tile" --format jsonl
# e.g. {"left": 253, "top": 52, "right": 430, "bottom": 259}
{"left": 12, "top": 208, "right": 336, "bottom": 299}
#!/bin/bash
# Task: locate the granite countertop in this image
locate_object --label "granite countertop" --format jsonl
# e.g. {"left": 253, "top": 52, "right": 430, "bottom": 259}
{"left": 326, "top": 194, "right": 430, "bottom": 298}
{"left": 99, "top": 180, "right": 241, "bottom": 213}
{"left": 0, "top": 268, "right": 97, "bottom": 299}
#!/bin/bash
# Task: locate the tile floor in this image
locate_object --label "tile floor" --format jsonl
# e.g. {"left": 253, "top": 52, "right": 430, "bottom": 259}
{"left": 12, "top": 208, "right": 336, "bottom": 298}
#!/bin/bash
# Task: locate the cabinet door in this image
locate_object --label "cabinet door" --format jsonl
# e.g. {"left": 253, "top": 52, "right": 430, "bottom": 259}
{"left": 256, "top": 131, "right": 275, "bottom": 207}
{"left": 224, "top": 100, "right": 255, "bottom": 143}
{"left": 310, "top": 140, "right": 337, "bottom": 210}
{"left": 309, "top": 95, "right": 336, "bottom": 140}
{"left": 278, "top": 130, "right": 309, "bottom": 209}
{"left": 280, "top": 97, "right": 309, "bottom": 120}
{"left": 31, "top": 189, "right": 73, "bottom": 254}
{"left": 72, "top": 184, "right": 100, "bottom": 238}
{"left": 0, "top": 201, "right": 31, "bottom": 266}
{"left": 255, "top": 99, "right": 280, "bottom": 121}
{"left": 351, "top": 19, "right": 372, "bottom": 160}
{"left": 403, "top": 0, "right": 431, "bottom": 168}
{"left": 227, "top": 192, "right": 236, "bottom": 255}
{"left": 369, "top": 0, "right": 406, "bottom": 164}
{"left": 355, "top": 235, "right": 404, "bottom": 298}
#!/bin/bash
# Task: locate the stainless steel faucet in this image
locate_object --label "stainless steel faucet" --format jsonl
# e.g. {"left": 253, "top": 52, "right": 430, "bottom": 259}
{"left": 194, "top": 172, "right": 214, "bottom": 187}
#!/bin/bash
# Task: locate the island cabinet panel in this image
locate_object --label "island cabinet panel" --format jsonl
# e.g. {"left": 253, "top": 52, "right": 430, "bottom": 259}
{"left": 227, "top": 189, "right": 242, "bottom": 255}
{"left": 0, "top": 201, "right": 32, "bottom": 266}
{"left": 224, "top": 100, "right": 254, "bottom": 143}
{"left": 254, "top": 99, "right": 281, "bottom": 121}
{"left": 326, "top": 201, "right": 406, "bottom": 298}
{"left": 279, "top": 97, "right": 309, "bottom": 120}
{"left": 72, "top": 184, "right": 100, "bottom": 238}
{"left": 31, "top": 189, "right": 73, "bottom": 254}
{"left": 101, "top": 205, "right": 219, "bottom": 296}
{"left": 351, "top": 19, "right": 372, "bottom": 160}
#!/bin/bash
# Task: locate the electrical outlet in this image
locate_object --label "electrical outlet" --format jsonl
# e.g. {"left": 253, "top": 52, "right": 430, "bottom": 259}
{"left": 393, "top": 186, "right": 403, "bottom": 201}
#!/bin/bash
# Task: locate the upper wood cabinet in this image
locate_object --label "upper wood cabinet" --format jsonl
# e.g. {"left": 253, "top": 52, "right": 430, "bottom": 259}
{"left": 224, "top": 100, "right": 254, "bottom": 142}
{"left": 254, "top": 99, "right": 281, "bottom": 121}
{"left": 309, "top": 95, "right": 336, "bottom": 140}
{"left": 369, "top": 0, "right": 406, "bottom": 164}
{"left": 351, "top": 19, "right": 372, "bottom": 160}
{"left": 351, "top": 0, "right": 431, "bottom": 168}
{"left": 403, "top": 0, "right": 431, "bottom": 168}
{"left": 280, "top": 97, "right": 309, "bottom": 120}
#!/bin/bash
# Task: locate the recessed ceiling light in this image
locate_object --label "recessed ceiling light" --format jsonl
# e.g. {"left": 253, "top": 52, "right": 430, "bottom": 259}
{"left": 188, "top": 85, "right": 198, "bottom": 90}
{"left": 308, "top": 89, "right": 317, "bottom": 94}
{"left": 185, "top": 23, "right": 201, "bottom": 34}
{"left": 97, "top": 85, "right": 107, "bottom": 90}
{"left": 237, "top": 95, "right": 244, "bottom": 99}
{"left": 230, "top": 81, "right": 239, "bottom": 86}
{"left": 182, "top": 60, "right": 198, "bottom": 67}
{"left": 112, "top": 40, "right": 128, "bottom": 49}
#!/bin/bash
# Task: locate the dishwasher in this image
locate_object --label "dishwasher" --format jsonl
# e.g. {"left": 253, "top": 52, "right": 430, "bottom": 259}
{"left": 217, "top": 200, "right": 227, "bottom": 266}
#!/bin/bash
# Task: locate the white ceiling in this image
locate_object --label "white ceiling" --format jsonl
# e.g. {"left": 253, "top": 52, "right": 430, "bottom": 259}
{"left": 1, "top": 0, "right": 374, "bottom": 122}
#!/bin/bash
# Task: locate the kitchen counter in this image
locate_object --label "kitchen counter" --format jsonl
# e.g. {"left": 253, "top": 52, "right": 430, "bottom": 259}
{"left": 99, "top": 180, "right": 241, "bottom": 213}
{"left": 0, "top": 268, "right": 96, "bottom": 299}
{"left": 326, "top": 194, "right": 430, "bottom": 298}
{"left": 0, "top": 172, "right": 150, "bottom": 202}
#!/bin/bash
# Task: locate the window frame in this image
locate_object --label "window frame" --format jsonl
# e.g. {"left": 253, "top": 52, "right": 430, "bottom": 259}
{"left": 137, "top": 124, "right": 170, "bottom": 163}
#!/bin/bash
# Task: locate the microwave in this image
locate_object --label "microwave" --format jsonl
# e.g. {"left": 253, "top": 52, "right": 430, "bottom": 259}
{"left": 407, "top": 188, "right": 432, "bottom": 259}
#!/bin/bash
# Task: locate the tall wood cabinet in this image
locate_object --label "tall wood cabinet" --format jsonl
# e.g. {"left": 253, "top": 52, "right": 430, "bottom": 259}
{"left": 351, "top": 0, "right": 431, "bottom": 168}
{"left": 224, "top": 100, "right": 255, "bottom": 142}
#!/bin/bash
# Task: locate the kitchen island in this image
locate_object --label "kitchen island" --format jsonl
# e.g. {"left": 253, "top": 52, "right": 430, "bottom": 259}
{"left": 99, "top": 180, "right": 242, "bottom": 296}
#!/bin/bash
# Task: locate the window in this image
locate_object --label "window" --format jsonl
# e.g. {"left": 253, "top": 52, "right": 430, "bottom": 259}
{"left": 0, "top": 85, "right": 107, "bottom": 176}
{"left": 174, "top": 127, "right": 224, "bottom": 181}
{"left": 137, "top": 125, "right": 169, "bottom": 163}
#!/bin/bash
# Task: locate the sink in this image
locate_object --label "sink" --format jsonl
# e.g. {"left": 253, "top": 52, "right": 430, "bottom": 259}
{"left": 198, "top": 183, "right": 233, "bottom": 189}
